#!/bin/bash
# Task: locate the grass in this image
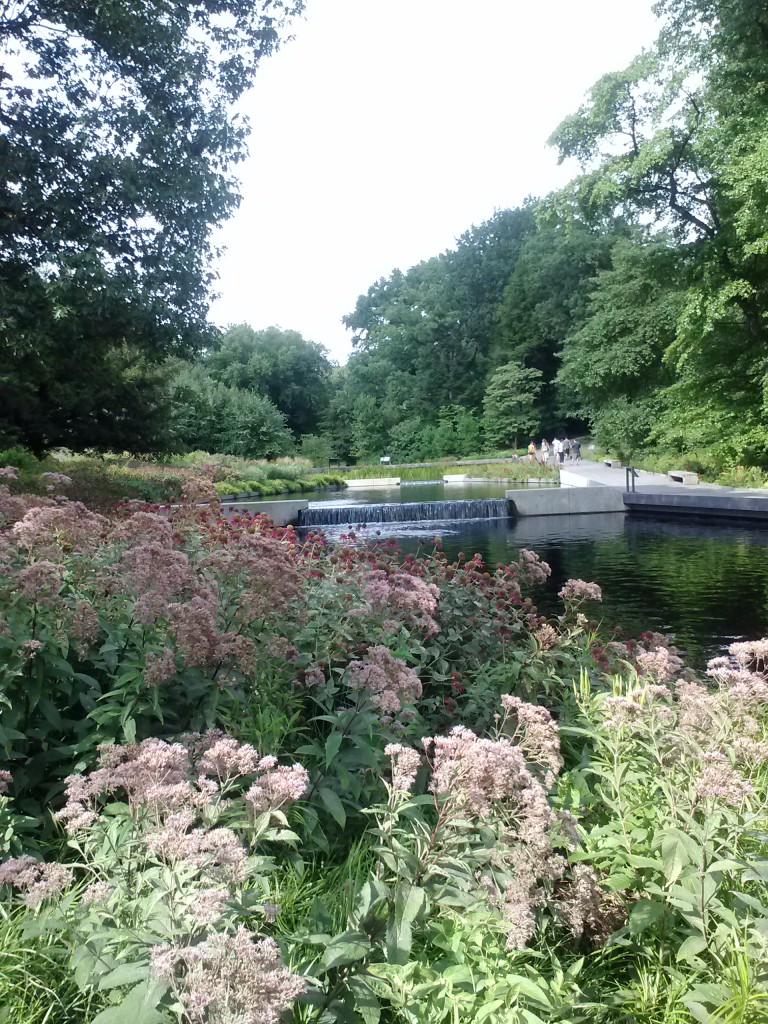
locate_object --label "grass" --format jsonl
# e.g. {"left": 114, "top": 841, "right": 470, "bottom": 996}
{"left": 0, "top": 908, "right": 104, "bottom": 1023}
{"left": 340, "top": 460, "right": 558, "bottom": 481}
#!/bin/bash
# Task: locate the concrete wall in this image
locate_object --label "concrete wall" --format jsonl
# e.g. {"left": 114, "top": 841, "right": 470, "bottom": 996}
{"left": 221, "top": 499, "right": 308, "bottom": 526}
{"left": 559, "top": 469, "right": 608, "bottom": 488}
{"left": 506, "top": 486, "right": 626, "bottom": 517}
{"left": 346, "top": 477, "right": 401, "bottom": 488}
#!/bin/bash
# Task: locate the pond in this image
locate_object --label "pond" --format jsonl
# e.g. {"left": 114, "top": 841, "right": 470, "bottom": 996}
{"left": 293, "top": 484, "right": 768, "bottom": 666}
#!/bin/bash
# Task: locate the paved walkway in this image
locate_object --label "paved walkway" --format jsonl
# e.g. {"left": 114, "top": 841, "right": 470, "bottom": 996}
{"left": 556, "top": 458, "right": 726, "bottom": 490}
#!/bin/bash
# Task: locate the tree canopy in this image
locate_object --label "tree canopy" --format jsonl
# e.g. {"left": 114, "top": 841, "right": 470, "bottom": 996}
{"left": 0, "top": 0, "right": 302, "bottom": 452}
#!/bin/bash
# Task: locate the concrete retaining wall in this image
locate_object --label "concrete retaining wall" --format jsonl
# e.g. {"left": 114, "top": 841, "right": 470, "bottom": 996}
{"left": 346, "top": 477, "right": 400, "bottom": 488}
{"left": 220, "top": 499, "right": 308, "bottom": 526}
{"left": 506, "top": 486, "right": 626, "bottom": 517}
{"left": 559, "top": 469, "right": 608, "bottom": 488}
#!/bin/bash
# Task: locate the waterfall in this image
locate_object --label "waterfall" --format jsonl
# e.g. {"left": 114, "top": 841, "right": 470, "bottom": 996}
{"left": 298, "top": 498, "right": 510, "bottom": 527}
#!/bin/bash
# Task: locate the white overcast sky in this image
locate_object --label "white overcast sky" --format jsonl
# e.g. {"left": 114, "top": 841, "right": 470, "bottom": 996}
{"left": 209, "top": 0, "right": 659, "bottom": 362}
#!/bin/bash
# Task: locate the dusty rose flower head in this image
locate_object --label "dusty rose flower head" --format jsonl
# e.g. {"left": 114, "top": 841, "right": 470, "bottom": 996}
{"left": 19, "top": 638, "right": 44, "bottom": 660}
{"left": 68, "top": 599, "right": 100, "bottom": 650}
{"left": 0, "top": 466, "right": 18, "bottom": 480}
{"left": 81, "top": 880, "right": 114, "bottom": 905}
{"left": 728, "top": 638, "right": 768, "bottom": 674}
{"left": 245, "top": 763, "right": 309, "bottom": 815}
{"left": 363, "top": 569, "right": 440, "bottom": 635}
{"left": 147, "top": 818, "right": 247, "bottom": 882}
{"left": 41, "top": 472, "right": 72, "bottom": 492}
{"left": 150, "top": 926, "right": 305, "bottom": 1024}
{"left": 0, "top": 487, "right": 27, "bottom": 527}
{"left": 15, "top": 560, "right": 63, "bottom": 602}
{"left": 559, "top": 579, "right": 602, "bottom": 603}
{"left": 694, "top": 752, "right": 754, "bottom": 806}
{"left": 385, "top": 743, "right": 422, "bottom": 792}
{"left": 143, "top": 647, "right": 177, "bottom": 688}
{"left": 111, "top": 512, "right": 174, "bottom": 549}
{"left": 514, "top": 549, "right": 552, "bottom": 587}
{"left": 201, "top": 533, "right": 302, "bottom": 627}
{"left": 197, "top": 735, "right": 261, "bottom": 781}
{"left": 636, "top": 646, "right": 683, "bottom": 682}
{"left": 534, "top": 623, "right": 559, "bottom": 650}
{"left": 0, "top": 770, "right": 12, "bottom": 795}
{"left": 0, "top": 856, "right": 74, "bottom": 907}
{"left": 12, "top": 502, "right": 108, "bottom": 553}
{"left": 500, "top": 696, "right": 563, "bottom": 787}
{"left": 346, "top": 646, "right": 422, "bottom": 714}
{"left": 426, "top": 725, "right": 555, "bottom": 825}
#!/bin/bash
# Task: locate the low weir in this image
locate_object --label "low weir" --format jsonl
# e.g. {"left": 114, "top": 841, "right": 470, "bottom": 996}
{"left": 298, "top": 498, "right": 510, "bottom": 528}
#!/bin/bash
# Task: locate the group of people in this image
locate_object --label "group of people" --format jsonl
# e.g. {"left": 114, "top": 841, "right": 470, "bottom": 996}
{"left": 528, "top": 437, "right": 581, "bottom": 464}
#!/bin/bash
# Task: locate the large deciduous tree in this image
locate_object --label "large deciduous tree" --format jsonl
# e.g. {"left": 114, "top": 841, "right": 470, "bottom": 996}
{"left": 482, "top": 362, "right": 543, "bottom": 451}
{"left": 0, "top": 0, "right": 302, "bottom": 453}
{"left": 206, "top": 325, "right": 333, "bottom": 436}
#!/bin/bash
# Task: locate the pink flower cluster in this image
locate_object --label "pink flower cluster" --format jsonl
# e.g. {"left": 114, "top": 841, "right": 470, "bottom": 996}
{"left": 150, "top": 926, "right": 305, "bottom": 1024}
{"left": 55, "top": 733, "right": 308, "bottom": 850}
{"left": 363, "top": 569, "right": 440, "bottom": 635}
{"left": 514, "top": 549, "right": 552, "bottom": 588}
{"left": 558, "top": 579, "right": 602, "bottom": 604}
{"left": 636, "top": 645, "right": 684, "bottom": 683}
{"left": 694, "top": 751, "right": 754, "bottom": 806}
{"left": 500, "top": 695, "right": 564, "bottom": 787}
{"left": 0, "top": 466, "right": 18, "bottom": 480}
{"left": 426, "top": 724, "right": 556, "bottom": 826}
{"left": 384, "top": 743, "right": 422, "bottom": 792}
{"left": 346, "top": 645, "right": 422, "bottom": 714}
{"left": 202, "top": 533, "right": 302, "bottom": 626}
{"left": 0, "top": 855, "right": 73, "bottom": 907}
{"left": 12, "top": 502, "right": 108, "bottom": 554}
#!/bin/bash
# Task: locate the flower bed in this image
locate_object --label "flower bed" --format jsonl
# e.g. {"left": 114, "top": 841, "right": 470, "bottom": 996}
{"left": 0, "top": 476, "right": 766, "bottom": 1023}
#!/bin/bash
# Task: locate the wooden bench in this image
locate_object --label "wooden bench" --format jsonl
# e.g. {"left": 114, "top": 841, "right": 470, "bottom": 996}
{"left": 667, "top": 469, "right": 699, "bottom": 485}
{"left": 604, "top": 458, "right": 622, "bottom": 468}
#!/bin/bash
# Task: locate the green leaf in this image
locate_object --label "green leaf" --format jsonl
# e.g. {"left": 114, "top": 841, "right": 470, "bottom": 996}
{"left": 349, "top": 977, "right": 381, "bottom": 1024}
{"left": 98, "top": 962, "right": 150, "bottom": 991}
{"left": 629, "top": 899, "right": 665, "bottom": 934}
{"left": 90, "top": 979, "right": 168, "bottom": 1023}
{"left": 320, "top": 932, "right": 371, "bottom": 970}
{"left": 318, "top": 787, "right": 346, "bottom": 828}
{"left": 661, "top": 831, "right": 692, "bottom": 885}
{"left": 324, "top": 731, "right": 343, "bottom": 766}
{"left": 676, "top": 935, "right": 708, "bottom": 964}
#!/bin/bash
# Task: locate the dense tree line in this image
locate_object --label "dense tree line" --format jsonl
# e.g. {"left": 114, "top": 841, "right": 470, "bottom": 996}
{"left": 2, "top": 0, "right": 766, "bottom": 470}
{"left": 322, "top": 0, "right": 768, "bottom": 469}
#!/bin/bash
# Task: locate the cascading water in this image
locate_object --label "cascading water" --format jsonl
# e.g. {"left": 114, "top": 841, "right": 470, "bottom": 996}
{"left": 298, "top": 498, "right": 510, "bottom": 528}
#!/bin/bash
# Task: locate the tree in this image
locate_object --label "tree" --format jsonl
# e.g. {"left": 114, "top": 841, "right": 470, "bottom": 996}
{"left": 170, "top": 364, "right": 293, "bottom": 459}
{"left": 482, "top": 363, "right": 543, "bottom": 450}
{"left": 557, "top": 238, "right": 683, "bottom": 423}
{"left": 0, "top": 0, "right": 302, "bottom": 452}
{"left": 206, "top": 325, "right": 333, "bottom": 436}
{"left": 547, "top": 0, "right": 768, "bottom": 462}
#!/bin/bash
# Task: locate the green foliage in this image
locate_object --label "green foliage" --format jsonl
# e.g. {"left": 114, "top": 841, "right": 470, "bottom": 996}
{"left": 206, "top": 325, "right": 334, "bottom": 436}
{"left": 0, "top": 1, "right": 302, "bottom": 455}
{"left": 170, "top": 364, "right": 294, "bottom": 459}
{"left": 0, "top": 490, "right": 767, "bottom": 1022}
{"left": 483, "top": 362, "right": 544, "bottom": 450}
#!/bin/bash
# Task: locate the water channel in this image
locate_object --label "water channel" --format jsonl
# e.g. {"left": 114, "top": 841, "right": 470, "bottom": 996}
{"left": 290, "top": 480, "right": 768, "bottom": 667}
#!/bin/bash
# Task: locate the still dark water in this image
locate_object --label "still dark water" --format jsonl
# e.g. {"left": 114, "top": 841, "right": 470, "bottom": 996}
{"left": 301, "top": 511, "right": 768, "bottom": 668}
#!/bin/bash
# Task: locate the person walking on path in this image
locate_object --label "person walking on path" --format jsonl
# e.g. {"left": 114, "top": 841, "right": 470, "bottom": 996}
{"left": 527, "top": 440, "right": 536, "bottom": 463}
{"left": 541, "top": 438, "right": 550, "bottom": 462}
{"left": 563, "top": 437, "right": 572, "bottom": 463}
{"left": 571, "top": 438, "right": 581, "bottom": 463}
{"left": 554, "top": 437, "right": 563, "bottom": 464}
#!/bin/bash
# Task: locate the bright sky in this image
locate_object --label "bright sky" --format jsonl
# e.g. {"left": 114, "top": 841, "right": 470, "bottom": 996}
{"left": 209, "top": 0, "right": 659, "bottom": 362}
